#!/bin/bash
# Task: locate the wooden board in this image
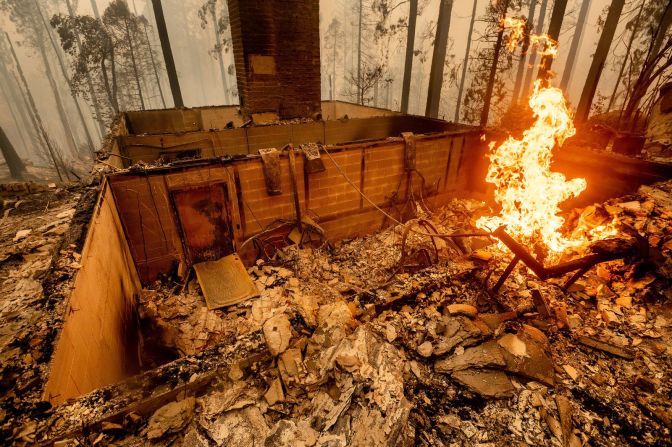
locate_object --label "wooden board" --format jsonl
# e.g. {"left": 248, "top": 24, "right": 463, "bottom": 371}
{"left": 194, "top": 254, "right": 259, "bottom": 309}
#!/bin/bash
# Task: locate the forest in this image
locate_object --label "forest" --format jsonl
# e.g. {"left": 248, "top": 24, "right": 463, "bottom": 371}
{"left": 0, "top": 0, "right": 671, "bottom": 179}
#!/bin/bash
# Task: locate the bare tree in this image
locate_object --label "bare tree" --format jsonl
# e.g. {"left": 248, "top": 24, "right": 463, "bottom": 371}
{"left": 606, "top": 0, "right": 646, "bottom": 112}
{"left": 621, "top": 0, "right": 672, "bottom": 124}
{"left": 0, "top": 0, "right": 81, "bottom": 159}
{"left": 481, "top": 0, "right": 511, "bottom": 126}
{"left": 560, "top": 0, "right": 592, "bottom": 90}
{"left": 511, "top": 0, "right": 537, "bottom": 105}
{"left": 425, "top": 0, "right": 453, "bottom": 118}
{"left": 576, "top": 0, "right": 626, "bottom": 122}
{"left": 536, "top": 0, "right": 568, "bottom": 82}
{"left": 454, "top": 0, "right": 478, "bottom": 121}
{"left": 151, "top": 0, "right": 183, "bottom": 107}
{"left": 3, "top": 32, "right": 65, "bottom": 180}
{"left": 400, "top": 0, "right": 418, "bottom": 113}
{"left": 520, "top": 0, "right": 548, "bottom": 100}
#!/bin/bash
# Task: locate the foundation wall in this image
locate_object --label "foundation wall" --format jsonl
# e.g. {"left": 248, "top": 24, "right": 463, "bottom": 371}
{"left": 117, "top": 115, "right": 457, "bottom": 166}
{"left": 109, "top": 130, "right": 485, "bottom": 284}
{"left": 43, "top": 183, "right": 142, "bottom": 405}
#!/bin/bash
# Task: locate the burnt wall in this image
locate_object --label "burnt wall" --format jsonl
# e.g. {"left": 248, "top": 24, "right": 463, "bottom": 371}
{"left": 118, "top": 115, "right": 456, "bottom": 166}
{"left": 227, "top": 0, "right": 321, "bottom": 119}
{"left": 44, "top": 184, "right": 142, "bottom": 405}
{"left": 109, "top": 130, "right": 484, "bottom": 284}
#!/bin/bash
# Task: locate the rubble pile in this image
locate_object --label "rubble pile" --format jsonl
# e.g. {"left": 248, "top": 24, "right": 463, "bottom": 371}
{"left": 0, "top": 183, "right": 98, "bottom": 444}
{"left": 2, "top": 180, "right": 672, "bottom": 446}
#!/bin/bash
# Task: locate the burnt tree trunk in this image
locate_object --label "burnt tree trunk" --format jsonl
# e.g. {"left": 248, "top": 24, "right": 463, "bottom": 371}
{"left": 151, "top": 0, "right": 183, "bottom": 107}
{"left": 521, "top": 0, "right": 548, "bottom": 100}
{"left": 357, "top": 0, "right": 363, "bottom": 104}
{"left": 401, "top": 0, "right": 418, "bottom": 114}
{"left": 576, "top": 0, "right": 626, "bottom": 122}
{"left": 0, "top": 82, "right": 30, "bottom": 154}
{"left": 621, "top": 0, "right": 672, "bottom": 123}
{"left": 211, "top": 5, "right": 230, "bottom": 104}
{"left": 425, "top": 0, "right": 454, "bottom": 118}
{"left": 66, "top": 0, "right": 106, "bottom": 137}
{"left": 480, "top": 0, "right": 510, "bottom": 127}
{"left": 560, "top": 0, "right": 592, "bottom": 90}
{"left": 142, "top": 20, "right": 166, "bottom": 109}
{"left": 5, "top": 33, "right": 63, "bottom": 180}
{"left": 455, "top": 0, "right": 478, "bottom": 121}
{"left": 36, "top": 0, "right": 96, "bottom": 156}
{"left": 37, "top": 41, "right": 80, "bottom": 158}
{"left": 512, "top": 0, "right": 538, "bottom": 105}
{"left": 536, "top": 0, "right": 568, "bottom": 82}
{"left": 0, "top": 62, "right": 37, "bottom": 153}
{"left": 606, "top": 0, "right": 645, "bottom": 112}
{"left": 124, "top": 16, "right": 145, "bottom": 110}
{"left": 0, "top": 126, "right": 26, "bottom": 180}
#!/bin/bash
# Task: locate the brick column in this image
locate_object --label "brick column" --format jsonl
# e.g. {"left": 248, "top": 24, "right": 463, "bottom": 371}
{"left": 227, "top": 0, "right": 321, "bottom": 121}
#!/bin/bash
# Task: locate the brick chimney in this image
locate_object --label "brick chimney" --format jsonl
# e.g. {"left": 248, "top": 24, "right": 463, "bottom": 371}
{"left": 227, "top": 0, "right": 321, "bottom": 121}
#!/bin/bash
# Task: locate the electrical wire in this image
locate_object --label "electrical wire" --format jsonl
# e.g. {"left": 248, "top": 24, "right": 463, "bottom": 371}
{"left": 320, "top": 146, "right": 492, "bottom": 240}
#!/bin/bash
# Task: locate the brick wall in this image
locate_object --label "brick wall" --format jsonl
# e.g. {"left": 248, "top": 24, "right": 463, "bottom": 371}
{"left": 109, "top": 130, "right": 484, "bottom": 284}
{"left": 227, "top": 0, "right": 321, "bottom": 119}
{"left": 118, "top": 115, "right": 456, "bottom": 166}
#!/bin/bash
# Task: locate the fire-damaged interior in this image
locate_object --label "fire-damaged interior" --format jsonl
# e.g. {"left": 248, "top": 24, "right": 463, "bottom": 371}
{"left": 2, "top": 1, "right": 672, "bottom": 446}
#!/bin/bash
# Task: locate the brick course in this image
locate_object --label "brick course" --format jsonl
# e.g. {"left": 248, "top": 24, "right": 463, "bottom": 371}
{"left": 227, "top": 0, "right": 321, "bottom": 120}
{"left": 109, "top": 131, "right": 484, "bottom": 284}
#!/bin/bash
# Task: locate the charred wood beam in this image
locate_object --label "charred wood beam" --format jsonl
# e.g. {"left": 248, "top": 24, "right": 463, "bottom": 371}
{"left": 490, "top": 226, "right": 639, "bottom": 293}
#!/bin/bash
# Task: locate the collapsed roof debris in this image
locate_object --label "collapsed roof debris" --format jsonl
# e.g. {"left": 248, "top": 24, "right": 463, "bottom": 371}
{"left": 2, "top": 177, "right": 671, "bottom": 446}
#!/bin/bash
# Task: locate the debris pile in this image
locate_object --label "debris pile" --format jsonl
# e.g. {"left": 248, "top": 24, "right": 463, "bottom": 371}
{"left": 2, "top": 180, "right": 672, "bottom": 446}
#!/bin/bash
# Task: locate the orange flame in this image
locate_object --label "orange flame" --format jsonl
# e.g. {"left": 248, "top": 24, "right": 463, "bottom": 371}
{"left": 475, "top": 17, "right": 618, "bottom": 258}
{"left": 501, "top": 15, "right": 558, "bottom": 59}
{"left": 501, "top": 17, "right": 526, "bottom": 52}
{"left": 476, "top": 80, "right": 587, "bottom": 254}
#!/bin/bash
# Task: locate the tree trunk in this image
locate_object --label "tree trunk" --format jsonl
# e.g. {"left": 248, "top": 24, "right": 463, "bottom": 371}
{"left": 645, "top": 0, "right": 672, "bottom": 69}
{"left": 606, "top": 0, "right": 645, "bottom": 112}
{"left": 66, "top": 0, "right": 106, "bottom": 137}
{"left": 11, "top": 72, "right": 41, "bottom": 152}
{"left": 521, "top": 0, "right": 548, "bottom": 100}
{"left": 0, "top": 81, "right": 29, "bottom": 155}
{"left": 357, "top": 0, "right": 363, "bottom": 104}
{"left": 0, "top": 126, "right": 26, "bottom": 180}
{"left": 537, "top": 0, "right": 568, "bottom": 82}
{"left": 5, "top": 33, "right": 64, "bottom": 181}
{"left": 37, "top": 41, "right": 80, "bottom": 158}
{"left": 560, "top": 0, "right": 592, "bottom": 90}
{"left": 211, "top": 6, "right": 230, "bottom": 104}
{"left": 480, "top": 0, "right": 509, "bottom": 126}
{"left": 124, "top": 17, "right": 145, "bottom": 110}
{"left": 36, "top": 0, "right": 96, "bottom": 156}
{"left": 576, "top": 0, "right": 626, "bottom": 122}
{"left": 143, "top": 21, "right": 166, "bottom": 109}
{"left": 621, "top": 0, "right": 672, "bottom": 122}
{"left": 151, "top": 0, "right": 183, "bottom": 107}
{"left": 454, "top": 0, "right": 478, "bottom": 121}
{"left": 511, "top": 0, "right": 537, "bottom": 105}
{"left": 401, "top": 0, "right": 418, "bottom": 114}
{"left": 425, "top": 0, "right": 454, "bottom": 118}
{"left": 0, "top": 63, "right": 37, "bottom": 154}
{"left": 332, "top": 37, "right": 337, "bottom": 100}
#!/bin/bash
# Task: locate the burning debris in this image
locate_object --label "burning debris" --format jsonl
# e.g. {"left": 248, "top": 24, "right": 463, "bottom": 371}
{"left": 2, "top": 176, "right": 670, "bottom": 446}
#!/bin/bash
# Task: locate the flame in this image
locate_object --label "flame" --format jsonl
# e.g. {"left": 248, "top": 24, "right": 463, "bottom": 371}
{"left": 501, "top": 15, "right": 558, "bottom": 59}
{"left": 476, "top": 80, "right": 587, "bottom": 255}
{"left": 501, "top": 17, "right": 526, "bottom": 52}
{"left": 475, "top": 17, "right": 617, "bottom": 259}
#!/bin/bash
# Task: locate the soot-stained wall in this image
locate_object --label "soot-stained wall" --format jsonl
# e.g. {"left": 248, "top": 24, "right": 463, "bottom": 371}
{"left": 109, "top": 130, "right": 485, "bottom": 284}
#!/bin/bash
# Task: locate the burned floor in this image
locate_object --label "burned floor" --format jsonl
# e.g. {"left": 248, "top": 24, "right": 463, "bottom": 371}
{"left": 1, "top": 165, "right": 672, "bottom": 446}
